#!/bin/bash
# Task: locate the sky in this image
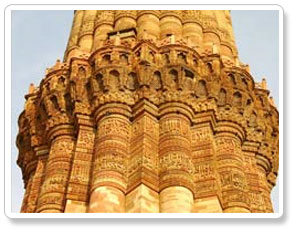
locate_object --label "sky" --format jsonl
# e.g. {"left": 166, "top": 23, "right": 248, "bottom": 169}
{"left": 11, "top": 10, "right": 280, "bottom": 213}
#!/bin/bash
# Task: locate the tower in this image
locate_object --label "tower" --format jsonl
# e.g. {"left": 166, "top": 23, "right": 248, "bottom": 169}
{"left": 16, "top": 10, "right": 279, "bottom": 213}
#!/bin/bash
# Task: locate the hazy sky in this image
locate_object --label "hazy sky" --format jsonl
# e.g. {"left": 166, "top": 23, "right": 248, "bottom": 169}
{"left": 11, "top": 10, "right": 280, "bottom": 213}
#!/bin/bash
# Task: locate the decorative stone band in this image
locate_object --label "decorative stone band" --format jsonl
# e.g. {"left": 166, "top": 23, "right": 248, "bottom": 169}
{"left": 159, "top": 102, "right": 195, "bottom": 123}
{"left": 46, "top": 123, "right": 75, "bottom": 144}
{"left": 256, "top": 154, "right": 272, "bottom": 174}
{"left": 182, "top": 10, "right": 202, "bottom": 24}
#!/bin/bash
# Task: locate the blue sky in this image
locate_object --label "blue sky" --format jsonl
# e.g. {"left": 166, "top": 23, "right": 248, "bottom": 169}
{"left": 11, "top": 10, "right": 280, "bottom": 213}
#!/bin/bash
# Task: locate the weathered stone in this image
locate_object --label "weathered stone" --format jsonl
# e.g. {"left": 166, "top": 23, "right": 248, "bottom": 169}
{"left": 16, "top": 10, "right": 279, "bottom": 213}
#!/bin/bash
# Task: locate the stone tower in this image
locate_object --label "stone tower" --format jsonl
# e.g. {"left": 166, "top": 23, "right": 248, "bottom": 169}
{"left": 16, "top": 10, "right": 279, "bottom": 213}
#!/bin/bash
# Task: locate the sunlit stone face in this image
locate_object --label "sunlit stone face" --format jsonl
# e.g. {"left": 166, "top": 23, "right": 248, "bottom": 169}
{"left": 16, "top": 10, "right": 279, "bottom": 213}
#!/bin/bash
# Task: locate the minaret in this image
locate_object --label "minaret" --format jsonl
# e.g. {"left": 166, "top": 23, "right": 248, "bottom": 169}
{"left": 17, "top": 10, "right": 279, "bottom": 213}
{"left": 65, "top": 10, "right": 238, "bottom": 60}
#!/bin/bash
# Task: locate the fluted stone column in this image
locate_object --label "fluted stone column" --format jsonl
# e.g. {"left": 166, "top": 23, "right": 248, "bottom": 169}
{"left": 256, "top": 154, "right": 274, "bottom": 212}
{"left": 159, "top": 103, "right": 194, "bottom": 213}
{"left": 242, "top": 142, "right": 266, "bottom": 213}
{"left": 20, "top": 174, "right": 33, "bottom": 213}
{"left": 137, "top": 10, "right": 160, "bottom": 41}
{"left": 182, "top": 11, "right": 203, "bottom": 47}
{"left": 213, "top": 11, "right": 234, "bottom": 59}
{"left": 214, "top": 123, "right": 250, "bottom": 213}
{"left": 17, "top": 131, "right": 37, "bottom": 213}
{"left": 224, "top": 10, "right": 237, "bottom": 53}
{"left": 36, "top": 124, "right": 75, "bottom": 213}
{"left": 160, "top": 11, "right": 183, "bottom": 40}
{"left": 64, "top": 10, "right": 84, "bottom": 60}
{"left": 201, "top": 11, "right": 220, "bottom": 53}
{"left": 214, "top": 11, "right": 226, "bottom": 31}
{"left": 88, "top": 104, "right": 131, "bottom": 213}
{"left": 25, "top": 147, "right": 48, "bottom": 213}
{"left": 78, "top": 10, "right": 97, "bottom": 52}
{"left": 114, "top": 10, "right": 137, "bottom": 31}
{"left": 93, "top": 11, "right": 114, "bottom": 50}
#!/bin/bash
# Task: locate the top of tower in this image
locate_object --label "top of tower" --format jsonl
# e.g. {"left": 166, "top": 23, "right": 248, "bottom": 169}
{"left": 64, "top": 10, "right": 238, "bottom": 63}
